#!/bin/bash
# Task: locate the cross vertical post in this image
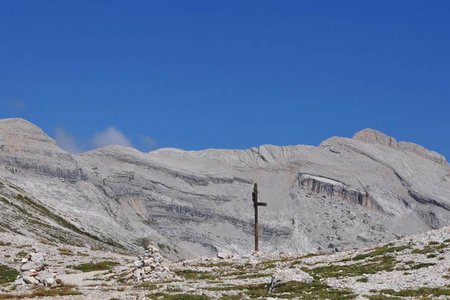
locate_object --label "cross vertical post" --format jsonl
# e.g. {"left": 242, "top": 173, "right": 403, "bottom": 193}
{"left": 252, "top": 183, "right": 267, "bottom": 252}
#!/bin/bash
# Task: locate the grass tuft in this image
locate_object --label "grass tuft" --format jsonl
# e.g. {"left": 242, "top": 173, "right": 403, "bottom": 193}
{"left": 306, "top": 255, "right": 397, "bottom": 278}
{"left": 0, "top": 264, "right": 19, "bottom": 285}
{"left": 70, "top": 261, "right": 120, "bottom": 272}
{"left": 352, "top": 245, "right": 410, "bottom": 261}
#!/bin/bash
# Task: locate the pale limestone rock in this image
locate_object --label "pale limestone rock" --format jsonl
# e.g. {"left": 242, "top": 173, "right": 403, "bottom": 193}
{"left": 217, "top": 250, "right": 233, "bottom": 260}
{"left": 21, "top": 262, "right": 38, "bottom": 271}
{"left": 14, "top": 278, "right": 25, "bottom": 286}
{"left": 269, "top": 268, "right": 313, "bottom": 292}
{"left": 1, "top": 118, "right": 450, "bottom": 260}
{"left": 23, "top": 276, "right": 39, "bottom": 285}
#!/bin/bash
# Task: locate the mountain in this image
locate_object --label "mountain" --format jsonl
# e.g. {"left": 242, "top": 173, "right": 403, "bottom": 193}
{"left": 0, "top": 118, "right": 449, "bottom": 260}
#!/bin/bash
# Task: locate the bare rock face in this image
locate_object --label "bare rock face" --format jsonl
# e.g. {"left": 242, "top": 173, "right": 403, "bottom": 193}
{"left": 0, "top": 118, "right": 84, "bottom": 180}
{"left": 353, "top": 128, "right": 447, "bottom": 165}
{"left": 0, "top": 118, "right": 450, "bottom": 260}
{"left": 353, "top": 128, "right": 400, "bottom": 148}
{"left": 298, "top": 173, "right": 383, "bottom": 211}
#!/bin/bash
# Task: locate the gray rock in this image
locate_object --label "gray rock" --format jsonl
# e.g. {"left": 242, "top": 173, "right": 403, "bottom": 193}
{"left": 21, "top": 262, "right": 38, "bottom": 271}
{"left": 14, "top": 278, "right": 25, "bottom": 286}
{"left": 133, "top": 260, "right": 144, "bottom": 268}
{"left": 43, "top": 277, "right": 55, "bottom": 286}
{"left": 23, "top": 276, "right": 39, "bottom": 285}
{"left": 133, "top": 269, "right": 144, "bottom": 281}
{"left": 217, "top": 250, "right": 233, "bottom": 260}
{"left": 36, "top": 270, "right": 53, "bottom": 282}
{"left": 1, "top": 118, "right": 450, "bottom": 260}
{"left": 30, "top": 252, "right": 45, "bottom": 263}
{"left": 269, "top": 269, "right": 313, "bottom": 292}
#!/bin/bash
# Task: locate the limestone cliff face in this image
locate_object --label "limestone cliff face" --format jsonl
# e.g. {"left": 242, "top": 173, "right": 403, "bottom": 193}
{"left": 0, "top": 119, "right": 85, "bottom": 181}
{"left": 353, "top": 128, "right": 447, "bottom": 166}
{"left": 298, "top": 173, "right": 383, "bottom": 211}
{"left": 0, "top": 118, "right": 449, "bottom": 259}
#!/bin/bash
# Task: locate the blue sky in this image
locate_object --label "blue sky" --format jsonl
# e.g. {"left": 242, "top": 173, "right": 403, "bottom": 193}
{"left": 1, "top": 1, "right": 449, "bottom": 158}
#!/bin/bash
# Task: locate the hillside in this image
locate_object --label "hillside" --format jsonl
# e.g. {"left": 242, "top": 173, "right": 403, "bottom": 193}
{"left": 0, "top": 118, "right": 449, "bottom": 260}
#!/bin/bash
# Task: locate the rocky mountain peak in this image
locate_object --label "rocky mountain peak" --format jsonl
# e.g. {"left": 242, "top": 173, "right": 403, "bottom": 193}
{"left": 0, "top": 118, "right": 59, "bottom": 150}
{"left": 353, "top": 128, "right": 447, "bottom": 166}
{"left": 352, "top": 128, "right": 399, "bottom": 148}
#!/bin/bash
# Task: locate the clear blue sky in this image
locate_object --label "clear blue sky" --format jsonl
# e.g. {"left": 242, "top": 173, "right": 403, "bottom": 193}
{"left": 1, "top": 1, "right": 449, "bottom": 158}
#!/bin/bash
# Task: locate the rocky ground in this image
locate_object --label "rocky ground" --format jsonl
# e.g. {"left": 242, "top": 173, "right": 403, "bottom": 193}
{"left": 1, "top": 226, "right": 450, "bottom": 299}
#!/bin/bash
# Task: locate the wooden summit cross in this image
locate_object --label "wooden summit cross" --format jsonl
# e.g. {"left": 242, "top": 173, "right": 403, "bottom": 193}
{"left": 252, "top": 183, "right": 267, "bottom": 252}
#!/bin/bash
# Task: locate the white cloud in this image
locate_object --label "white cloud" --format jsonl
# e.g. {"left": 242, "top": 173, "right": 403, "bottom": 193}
{"left": 140, "top": 135, "right": 157, "bottom": 151}
{"left": 54, "top": 127, "right": 82, "bottom": 154}
{"left": 92, "top": 126, "right": 132, "bottom": 148}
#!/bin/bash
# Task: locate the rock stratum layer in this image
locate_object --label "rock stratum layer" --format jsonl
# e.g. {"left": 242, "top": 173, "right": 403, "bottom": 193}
{"left": 0, "top": 118, "right": 449, "bottom": 260}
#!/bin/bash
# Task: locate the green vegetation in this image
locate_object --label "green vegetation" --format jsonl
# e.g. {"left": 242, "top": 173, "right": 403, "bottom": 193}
{"left": 218, "top": 295, "right": 242, "bottom": 300}
{"left": 147, "top": 293, "right": 209, "bottom": 300}
{"left": 239, "top": 283, "right": 269, "bottom": 298}
{"left": 412, "top": 240, "right": 449, "bottom": 254}
{"left": 16, "top": 251, "right": 27, "bottom": 258}
{"left": 371, "top": 287, "right": 450, "bottom": 298}
{"left": 191, "top": 261, "right": 235, "bottom": 268}
{"left": 306, "top": 255, "right": 397, "bottom": 278}
{"left": 351, "top": 244, "right": 410, "bottom": 261}
{"left": 0, "top": 241, "right": 11, "bottom": 246}
{"left": 233, "top": 272, "right": 269, "bottom": 279}
{"left": 256, "top": 260, "right": 276, "bottom": 270}
{"left": 57, "top": 247, "right": 74, "bottom": 256}
{"left": 367, "top": 295, "right": 402, "bottom": 300}
{"left": 0, "top": 264, "right": 19, "bottom": 285}
{"left": 136, "top": 282, "right": 158, "bottom": 291}
{"left": 70, "top": 261, "right": 120, "bottom": 272}
{"left": 273, "top": 281, "right": 355, "bottom": 299}
{"left": 39, "top": 239, "right": 56, "bottom": 246}
{"left": 0, "top": 285, "right": 81, "bottom": 298}
{"left": 205, "top": 285, "right": 238, "bottom": 292}
{"left": 15, "top": 194, "right": 124, "bottom": 249}
{"left": 408, "top": 262, "right": 436, "bottom": 270}
{"left": 214, "top": 281, "right": 354, "bottom": 299}
{"left": 396, "top": 260, "right": 435, "bottom": 271}
{"left": 16, "top": 195, "right": 83, "bottom": 234}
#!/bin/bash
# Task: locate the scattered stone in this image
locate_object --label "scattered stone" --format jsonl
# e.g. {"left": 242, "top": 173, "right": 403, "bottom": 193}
{"left": 217, "top": 250, "right": 233, "bottom": 260}
{"left": 116, "top": 243, "right": 176, "bottom": 283}
{"left": 16, "top": 250, "right": 58, "bottom": 287}
{"left": 23, "top": 276, "right": 39, "bottom": 285}
{"left": 269, "top": 269, "right": 313, "bottom": 292}
{"left": 14, "top": 278, "right": 25, "bottom": 286}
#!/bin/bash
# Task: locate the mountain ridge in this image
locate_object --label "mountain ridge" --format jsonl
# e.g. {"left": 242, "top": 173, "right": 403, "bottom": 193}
{"left": 1, "top": 118, "right": 447, "bottom": 167}
{"left": 0, "top": 118, "right": 449, "bottom": 260}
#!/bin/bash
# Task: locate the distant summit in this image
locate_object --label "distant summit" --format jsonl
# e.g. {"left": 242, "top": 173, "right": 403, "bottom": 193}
{"left": 353, "top": 128, "right": 447, "bottom": 165}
